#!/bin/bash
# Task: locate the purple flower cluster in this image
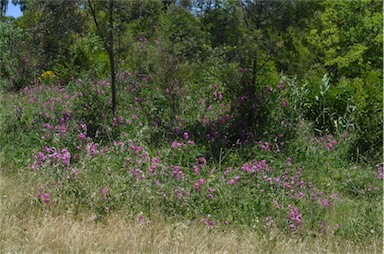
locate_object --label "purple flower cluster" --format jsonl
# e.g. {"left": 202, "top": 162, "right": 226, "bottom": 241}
{"left": 31, "top": 146, "right": 71, "bottom": 170}
{"left": 35, "top": 187, "right": 54, "bottom": 205}
{"left": 287, "top": 204, "right": 302, "bottom": 232}
{"left": 377, "top": 164, "right": 383, "bottom": 180}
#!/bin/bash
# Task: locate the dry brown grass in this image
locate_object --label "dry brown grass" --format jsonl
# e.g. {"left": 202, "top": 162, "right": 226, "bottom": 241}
{"left": 0, "top": 172, "right": 381, "bottom": 254}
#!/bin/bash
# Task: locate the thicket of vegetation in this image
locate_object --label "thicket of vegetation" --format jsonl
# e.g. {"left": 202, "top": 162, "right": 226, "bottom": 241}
{"left": 0, "top": 0, "right": 382, "bottom": 249}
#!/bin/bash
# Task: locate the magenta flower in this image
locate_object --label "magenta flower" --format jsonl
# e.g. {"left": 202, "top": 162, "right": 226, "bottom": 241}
{"left": 208, "top": 220, "right": 215, "bottom": 228}
{"left": 150, "top": 164, "right": 157, "bottom": 173}
{"left": 326, "top": 142, "right": 334, "bottom": 150}
{"left": 283, "top": 182, "right": 291, "bottom": 189}
{"left": 37, "top": 152, "right": 46, "bottom": 162}
{"left": 43, "top": 123, "right": 53, "bottom": 129}
{"left": 319, "top": 222, "right": 328, "bottom": 234}
{"left": 80, "top": 123, "right": 87, "bottom": 132}
{"left": 137, "top": 213, "right": 145, "bottom": 224}
{"left": 287, "top": 204, "right": 302, "bottom": 232}
{"left": 130, "top": 145, "right": 141, "bottom": 154}
{"left": 78, "top": 133, "right": 86, "bottom": 140}
{"left": 261, "top": 142, "right": 270, "bottom": 151}
{"left": 59, "top": 124, "right": 67, "bottom": 135}
{"left": 228, "top": 175, "right": 240, "bottom": 185}
{"left": 196, "top": 157, "right": 206, "bottom": 166}
{"left": 377, "top": 164, "right": 383, "bottom": 180}
{"left": 172, "top": 166, "right": 179, "bottom": 176}
{"left": 171, "top": 141, "right": 183, "bottom": 150}
{"left": 86, "top": 143, "right": 98, "bottom": 156}
{"left": 198, "top": 178, "right": 206, "bottom": 185}
{"left": 61, "top": 148, "right": 71, "bottom": 165}
{"left": 218, "top": 92, "right": 223, "bottom": 101}
{"left": 42, "top": 193, "right": 51, "bottom": 203}
{"left": 193, "top": 165, "right": 199, "bottom": 175}
{"left": 170, "top": 166, "right": 184, "bottom": 179}
{"left": 183, "top": 132, "right": 189, "bottom": 140}
{"left": 241, "top": 162, "right": 251, "bottom": 172}
{"left": 322, "top": 199, "right": 329, "bottom": 208}
{"left": 141, "top": 152, "right": 149, "bottom": 159}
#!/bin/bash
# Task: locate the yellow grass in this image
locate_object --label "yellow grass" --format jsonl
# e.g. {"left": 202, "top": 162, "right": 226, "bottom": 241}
{"left": 0, "top": 172, "right": 381, "bottom": 254}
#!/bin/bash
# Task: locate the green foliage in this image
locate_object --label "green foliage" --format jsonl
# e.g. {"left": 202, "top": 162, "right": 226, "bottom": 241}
{"left": 157, "top": 4, "right": 207, "bottom": 60}
{"left": 65, "top": 32, "right": 110, "bottom": 80}
{"left": 0, "top": 21, "right": 40, "bottom": 90}
{"left": 14, "top": 0, "right": 87, "bottom": 71}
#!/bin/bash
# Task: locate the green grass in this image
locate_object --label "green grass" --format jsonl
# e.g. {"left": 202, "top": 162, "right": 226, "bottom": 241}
{"left": 0, "top": 172, "right": 382, "bottom": 253}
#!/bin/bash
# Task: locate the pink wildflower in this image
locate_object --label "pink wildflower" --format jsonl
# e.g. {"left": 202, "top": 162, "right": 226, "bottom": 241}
{"left": 78, "top": 132, "right": 86, "bottom": 140}
{"left": 80, "top": 123, "right": 87, "bottom": 132}
{"left": 377, "top": 164, "right": 383, "bottom": 180}
{"left": 228, "top": 175, "right": 240, "bottom": 185}
{"left": 193, "top": 165, "right": 199, "bottom": 175}
{"left": 61, "top": 148, "right": 71, "bottom": 165}
{"left": 37, "top": 152, "right": 45, "bottom": 162}
{"left": 261, "top": 142, "right": 270, "bottom": 151}
{"left": 42, "top": 193, "right": 51, "bottom": 203}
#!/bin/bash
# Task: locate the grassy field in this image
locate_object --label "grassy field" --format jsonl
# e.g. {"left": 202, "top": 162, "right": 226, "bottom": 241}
{"left": 0, "top": 170, "right": 382, "bottom": 254}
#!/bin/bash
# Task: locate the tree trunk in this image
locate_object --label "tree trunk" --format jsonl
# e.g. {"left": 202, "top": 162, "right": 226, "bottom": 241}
{"left": 109, "top": 0, "right": 116, "bottom": 115}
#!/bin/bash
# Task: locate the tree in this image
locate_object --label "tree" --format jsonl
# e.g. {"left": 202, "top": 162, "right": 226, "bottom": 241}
{"left": 12, "top": 0, "right": 27, "bottom": 11}
{"left": 14, "top": 0, "right": 86, "bottom": 71}
{"left": 86, "top": 0, "right": 119, "bottom": 115}
{"left": 304, "top": 0, "right": 383, "bottom": 158}
{"left": 0, "top": 0, "right": 7, "bottom": 17}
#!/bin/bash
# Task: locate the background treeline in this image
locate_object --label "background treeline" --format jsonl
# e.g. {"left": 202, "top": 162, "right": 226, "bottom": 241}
{"left": 0, "top": 0, "right": 382, "bottom": 161}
